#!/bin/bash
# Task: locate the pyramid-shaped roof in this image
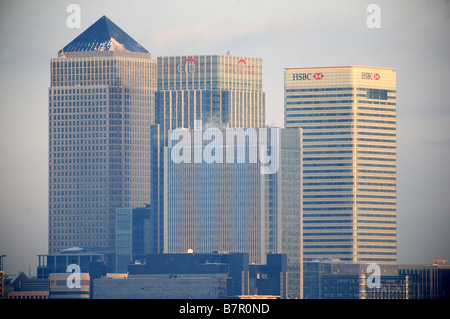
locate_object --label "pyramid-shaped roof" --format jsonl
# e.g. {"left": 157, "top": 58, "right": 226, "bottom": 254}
{"left": 58, "top": 15, "right": 149, "bottom": 54}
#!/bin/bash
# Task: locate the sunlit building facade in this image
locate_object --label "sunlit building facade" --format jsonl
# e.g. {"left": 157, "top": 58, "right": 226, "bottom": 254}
{"left": 48, "top": 16, "right": 156, "bottom": 253}
{"left": 151, "top": 54, "right": 266, "bottom": 255}
{"left": 156, "top": 54, "right": 265, "bottom": 141}
{"left": 164, "top": 127, "right": 303, "bottom": 298}
{"left": 284, "top": 66, "right": 397, "bottom": 264}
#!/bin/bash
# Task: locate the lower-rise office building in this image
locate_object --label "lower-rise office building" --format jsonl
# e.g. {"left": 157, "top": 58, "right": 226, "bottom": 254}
{"left": 303, "top": 260, "right": 450, "bottom": 299}
{"left": 95, "top": 273, "right": 228, "bottom": 299}
{"left": 115, "top": 205, "right": 158, "bottom": 272}
{"left": 49, "top": 272, "right": 90, "bottom": 299}
{"left": 92, "top": 252, "right": 286, "bottom": 299}
{"left": 37, "top": 246, "right": 115, "bottom": 279}
{"left": 303, "top": 260, "right": 409, "bottom": 299}
{"left": 398, "top": 261, "right": 450, "bottom": 299}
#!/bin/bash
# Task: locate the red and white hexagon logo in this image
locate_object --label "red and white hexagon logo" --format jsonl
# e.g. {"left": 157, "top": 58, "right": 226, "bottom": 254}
{"left": 374, "top": 73, "right": 380, "bottom": 80}
{"left": 313, "top": 73, "right": 324, "bottom": 80}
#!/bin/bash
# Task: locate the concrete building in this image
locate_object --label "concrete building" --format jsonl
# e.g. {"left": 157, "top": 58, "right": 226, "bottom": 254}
{"left": 48, "top": 16, "right": 156, "bottom": 253}
{"left": 285, "top": 66, "right": 397, "bottom": 264}
{"left": 49, "top": 273, "right": 90, "bottom": 299}
{"left": 303, "top": 260, "right": 450, "bottom": 299}
{"left": 94, "top": 273, "right": 228, "bottom": 299}
{"left": 5, "top": 272, "right": 49, "bottom": 300}
{"left": 303, "top": 260, "right": 408, "bottom": 299}
{"left": 37, "top": 246, "right": 115, "bottom": 279}
{"left": 92, "top": 252, "right": 287, "bottom": 299}
{"left": 398, "top": 260, "right": 450, "bottom": 299}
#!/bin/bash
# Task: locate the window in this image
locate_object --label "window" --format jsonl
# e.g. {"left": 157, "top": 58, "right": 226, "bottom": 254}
{"left": 366, "top": 89, "right": 388, "bottom": 100}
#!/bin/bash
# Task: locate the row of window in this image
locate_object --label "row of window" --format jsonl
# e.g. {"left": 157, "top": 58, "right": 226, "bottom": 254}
{"left": 304, "top": 226, "right": 396, "bottom": 230}
{"left": 304, "top": 194, "right": 396, "bottom": 199}
{"left": 303, "top": 232, "right": 395, "bottom": 237}
{"left": 303, "top": 238, "right": 396, "bottom": 242}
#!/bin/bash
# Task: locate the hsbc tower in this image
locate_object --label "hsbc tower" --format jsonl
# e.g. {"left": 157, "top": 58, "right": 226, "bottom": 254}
{"left": 284, "top": 66, "right": 397, "bottom": 264}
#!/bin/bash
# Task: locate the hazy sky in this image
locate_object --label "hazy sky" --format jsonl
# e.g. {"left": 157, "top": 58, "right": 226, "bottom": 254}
{"left": 0, "top": 0, "right": 449, "bottom": 276}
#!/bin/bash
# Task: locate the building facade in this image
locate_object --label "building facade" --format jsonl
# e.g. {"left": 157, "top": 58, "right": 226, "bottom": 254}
{"left": 49, "top": 273, "right": 90, "bottom": 299}
{"left": 93, "top": 252, "right": 287, "bottom": 299}
{"left": 48, "top": 16, "right": 156, "bottom": 253}
{"left": 398, "top": 262, "right": 450, "bottom": 299}
{"left": 37, "top": 246, "right": 114, "bottom": 279}
{"left": 151, "top": 54, "right": 266, "bottom": 256}
{"left": 115, "top": 205, "right": 158, "bottom": 272}
{"left": 156, "top": 54, "right": 265, "bottom": 141}
{"left": 163, "top": 126, "right": 302, "bottom": 298}
{"left": 303, "top": 261, "right": 409, "bottom": 299}
{"left": 285, "top": 66, "right": 397, "bottom": 264}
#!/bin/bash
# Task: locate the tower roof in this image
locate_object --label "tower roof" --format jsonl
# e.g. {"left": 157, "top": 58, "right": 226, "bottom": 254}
{"left": 58, "top": 15, "right": 149, "bottom": 54}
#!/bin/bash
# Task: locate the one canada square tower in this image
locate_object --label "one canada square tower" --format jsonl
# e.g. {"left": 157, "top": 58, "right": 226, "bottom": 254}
{"left": 48, "top": 16, "right": 156, "bottom": 253}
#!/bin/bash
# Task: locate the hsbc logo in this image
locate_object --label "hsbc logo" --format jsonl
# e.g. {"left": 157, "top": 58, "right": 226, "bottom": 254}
{"left": 293, "top": 73, "right": 324, "bottom": 81}
{"left": 313, "top": 73, "right": 324, "bottom": 80}
{"left": 362, "top": 72, "right": 381, "bottom": 80}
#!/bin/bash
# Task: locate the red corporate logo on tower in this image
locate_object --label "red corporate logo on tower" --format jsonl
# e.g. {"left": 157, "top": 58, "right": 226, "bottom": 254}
{"left": 313, "top": 73, "right": 324, "bottom": 80}
{"left": 293, "top": 73, "right": 324, "bottom": 81}
{"left": 362, "top": 72, "right": 381, "bottom": 80}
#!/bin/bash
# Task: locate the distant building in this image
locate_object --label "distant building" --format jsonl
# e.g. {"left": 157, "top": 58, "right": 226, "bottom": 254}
{"left": 37, "top": 246, "right": 115, "bottom": 279}
{"left": 92, "top": 252, "right": 287, "bottom": 299}
{"left": 156, "top": 54, "right": 266, "bottom": 143}
{"left": 7, "top": 290, "right": 49, "bottom": 300}
{"left": 285, "top": 66, "right": 397, "bottom": 264}
{"left": 249, "top": 254, "right": 287, "bottom": 298}
{"left": 303, "top": 260, "right": 450, "bottom": 299}
{"left": 5, "top": 272, "right": 49, "bottom": 300}
{"left": 115, "top": 205, "right": 158, "bottom": 272}
{"left": 150, "top": 53, "right": 267, "bottom": 262}
{"left": 48, "top": 15, "right": 156, "bottom": 253}
{"left": 398, "top": 261, "right": 450, "bottom": 299}
{"left": 0, "top": 270, "right": 4, "bottom": 299}
{"left": 0, "top": 255, "right": 5, "bottom": 299}
{"left": 49, "top": 273, "right": 90, "bottom": 299}
{"left": 163, "top": 126, "right": 302, "bottom": 298}
{"left": 303, "top": 260, "right": 409, "bottom": 299}
{"left": 95, "top": 273, "right": 228, "bottom": 299}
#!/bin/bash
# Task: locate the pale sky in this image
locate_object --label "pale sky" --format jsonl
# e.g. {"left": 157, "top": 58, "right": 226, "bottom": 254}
{"left": 0, "top": 0, "right": 449, "bottom": 275}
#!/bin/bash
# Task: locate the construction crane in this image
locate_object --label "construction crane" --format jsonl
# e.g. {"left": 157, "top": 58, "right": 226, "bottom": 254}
{"left": 433, "top": 259, "right": 448, "bottom": 265}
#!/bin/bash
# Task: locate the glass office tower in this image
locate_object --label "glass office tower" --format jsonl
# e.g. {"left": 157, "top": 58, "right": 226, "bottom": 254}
{"left": 156, "top": 55, "right": 265, "bottom": 141}
{"left": 115, "top": 205, "right": 157, "bottom": 272}
{"left": 164, "top": 126, "right": 302, "bottom": 298}
{"left": 284, "top": 66, "right": 397, "bottom": 264}
{"left": 48, "top": 16, "right": 156, "bottom": 253}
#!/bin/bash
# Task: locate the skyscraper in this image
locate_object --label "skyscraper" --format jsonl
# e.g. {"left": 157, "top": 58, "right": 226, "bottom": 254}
{"left": 284, "top": 66, "right": 397, "bottom": 264}
{"left": 156, "top": 54, "right": 265, "bottom": 141}
{"left": 163, "top": 126, "right": 303, "bottom": 298}
{"left": 48, "top": 16, "right": 156, "bottom": 253}
{"left": 151, "top": 54, "right": 266, "bottom": 254}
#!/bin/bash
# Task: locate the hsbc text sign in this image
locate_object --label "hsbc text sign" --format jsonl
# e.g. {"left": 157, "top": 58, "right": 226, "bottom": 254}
{"left": 292, "top": 73, "right": 324, "bottom": 81}
{"left": 291, "top": 72, "right": 381, "bottom": 81}
{"left": 362, "top": 72, "right": 381, "bottom": 80}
